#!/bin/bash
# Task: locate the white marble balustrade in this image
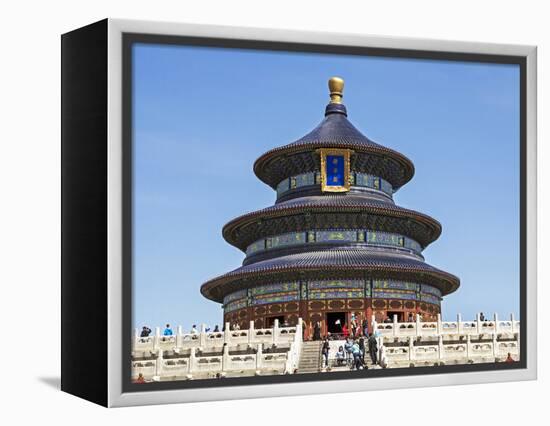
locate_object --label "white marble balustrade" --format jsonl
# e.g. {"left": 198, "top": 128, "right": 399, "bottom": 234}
{"left": 132, "top": 319, "right": 303, "bottom": 381}
{"left": 373, "top": 313, "right": 519, "bottom": 338}
{"left": 374, "top": 313, "right": 520, "bottom": 367}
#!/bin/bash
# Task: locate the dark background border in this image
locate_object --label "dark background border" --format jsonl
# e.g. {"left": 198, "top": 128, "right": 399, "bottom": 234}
{"left": 61, "top": 19, "right": 109, "bottom": 406}
{"left": 122, "top": 33, "right": 527, "bottom": 394}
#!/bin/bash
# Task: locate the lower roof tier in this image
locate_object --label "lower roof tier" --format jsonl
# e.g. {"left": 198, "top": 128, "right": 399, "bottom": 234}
{"left": 200, "top": 248, "right": 460, "bottom": 303}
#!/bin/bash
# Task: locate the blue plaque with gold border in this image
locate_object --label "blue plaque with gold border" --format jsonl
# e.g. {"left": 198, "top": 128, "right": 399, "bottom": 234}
{"left": 318, "top": 148, "right": 351, "bottom": 192}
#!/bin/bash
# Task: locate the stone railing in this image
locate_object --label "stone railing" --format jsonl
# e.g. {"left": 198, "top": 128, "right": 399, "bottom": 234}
{"left": 372, "top": 313, "right": 519, "bottom": 338}
{"left": 132, "top": 319, "right": 303, "bottom": 381}
{"left": 373, "top": 314, "right": 520, "bottom": 367}
{"left": 133, "top": 320, "right": 300, "bottom": 352}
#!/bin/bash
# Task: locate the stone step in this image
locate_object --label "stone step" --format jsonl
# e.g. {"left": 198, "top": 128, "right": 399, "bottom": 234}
{"left": 298, "top": 342, "right": 323, "bottom": 372}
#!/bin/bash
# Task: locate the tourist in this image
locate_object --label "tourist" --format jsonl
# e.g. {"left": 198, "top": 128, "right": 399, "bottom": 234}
{"left": 163, "top": 324, "right": 173, "bottom": 336}
{"left": 283, "top": 319, "right": 289, "bottom": 327}
{"left": 140, "top": 326, "right": 151, "bottom": 338}
{"left": 408, "top": 313, "right": 414, "bottom": 322}
{"left": 336, "top": 346, "right": 345, "bottom": 366}
{"left": 334, "top": 318, "right": 343, "bottom": 335}
{"left": 505, "top": 352, "right": 515, "bottom": 363}
{"left": 313, "top": 321, "right": 321, "bottom": 341}
{"left": 234, "top": 322, "right": 240, "bottom": 331}
{"left": 190, "top": 324, "right": 198, "bottom": 334}
{"left": 368, "top": 333, "right": 378, "bottom": 364}
{"left": 362, "top": 319, "right": 369, "bottom": 337}
{"left": 351, "top": 317, "right": 358, "bottom": 338}
{"left": 358, "top": 337, "right": 366, "bottom": 364}
{"left": 384, "top": 316, "right": 392, "bottom": 323}
{"left": 134, "top": 373, "right": 145, "bottom": 384}
{"left": 213, "top": 325, "right": 219, "bottom": 332}
{"left": 479, "top": 312, "right": 486, "bottom": 321}
{"left": 344, "top": 338, "right": 353, "bottom": 366}
{"left": 351, "top": 340, "right": 363, "bottom": 370}
{"left": 322, "top": 338, "right": 330, "bottom": 367}
{"left": 342, "top": 323, "right": 349, "bottom": 339}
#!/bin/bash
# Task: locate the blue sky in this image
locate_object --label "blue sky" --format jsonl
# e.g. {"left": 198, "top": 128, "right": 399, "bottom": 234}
{"left": 132, "top": 43, "right": 520, "bottom": 330}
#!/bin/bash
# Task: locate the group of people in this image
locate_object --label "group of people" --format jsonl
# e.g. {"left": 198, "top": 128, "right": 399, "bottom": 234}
{"left": 139, "top": 324, "right": 178, "bottom": 337}
{"left": 321, "top": 333, "right": 379, "bottom": 370}
{"left": 139, "top": 323, "right": 222, "bottom": 338}
{"left": 312, "top": 314, "right": 370, "bottom": 341}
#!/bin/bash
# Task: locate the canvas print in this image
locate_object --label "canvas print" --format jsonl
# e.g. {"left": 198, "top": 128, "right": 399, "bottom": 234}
{"left": 130, "top": 44, "right": 520, "bottom": 385}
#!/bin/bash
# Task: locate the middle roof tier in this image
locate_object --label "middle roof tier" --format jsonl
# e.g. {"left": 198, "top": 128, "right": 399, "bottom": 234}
{"left": 222, "top": 194, "right": 442, "bottom": 252}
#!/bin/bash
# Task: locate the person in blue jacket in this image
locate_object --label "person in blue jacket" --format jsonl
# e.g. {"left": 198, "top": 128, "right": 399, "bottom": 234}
{"left": 163, "top": 324, "right": 173, "bottom": 336}
{"left": 344, "top": 338, "right": 353, "bottom": 366}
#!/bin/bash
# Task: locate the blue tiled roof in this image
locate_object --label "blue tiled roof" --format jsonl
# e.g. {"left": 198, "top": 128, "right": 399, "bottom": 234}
{"left": 287, "top": 104, "right": 384, "bottom": 149}
{"left": 200, "top": 248, "right": 460, "bottom": 302}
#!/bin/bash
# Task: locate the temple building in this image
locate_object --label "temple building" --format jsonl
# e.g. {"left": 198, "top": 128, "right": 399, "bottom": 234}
{"left": 201, "top": 77, "right": 460, "bottom": 338}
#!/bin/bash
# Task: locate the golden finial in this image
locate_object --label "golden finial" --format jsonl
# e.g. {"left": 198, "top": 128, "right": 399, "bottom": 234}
{"left": 328, "top": 76, "right": 344, "bottom": 104}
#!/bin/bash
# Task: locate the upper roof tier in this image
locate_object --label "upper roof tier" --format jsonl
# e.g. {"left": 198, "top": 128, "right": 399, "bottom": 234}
{"left": 254, "top": 77, "right": 415, "bottom": 191}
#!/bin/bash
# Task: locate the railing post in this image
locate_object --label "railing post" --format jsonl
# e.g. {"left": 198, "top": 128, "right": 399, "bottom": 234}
{"left": 156, "top": 349, "right": 163, "bottom": 377}
{"left": 273, "top": 319, "right": 280, "bottom": 345}
{"left": 409, "top": 336, "right": 414, "bottom": 361}
{"left": 510, "top": 313, "right": 516, "bottom": 333}
{"left": 296, "top": 318, "right": 303, "bottom": 347}
{"left": 466, "top": 334, "right": 471, "bottom": 360}
{"left": 492, "top": 331, "right": 499, "bottom": 358}
{"left": 393, "top": 314, "right": 398, "bottom": 337}
{"left": 154, "top": 326, "right": 161, "bottom": 350}
{"left": 177, "top": 325, "right": 183, "bottom": 347}
{"left": 416, "top": 314, "right": 421, "bottom": 337}
{"left": 494, "top": 312, "right": 499, "bottom": 334}
{"left": 222, "top": 343, "right": 229, "bottom": 372}
{"left": 256, "top": 343, "right": 263, "bottom": 370}
{"left": 457, "top": 313, "right": 462, "bottom": 334}
{"left": 378, "top": 335, "right": 384, "bottom": 365}
{"left": 476, "top": 313, "right": 481, "bottom": 334}
{"left": 436, "top": 313, "right": 442, "bottom": 335}
{"left": 438, "top": 335, "right": 444, "bottom": 360}
{"left": 189, "top": 347, "right": 196, "bottom": 374}
{"left": 249, "top": 320, "right": 255, "bottom": 344}
{"left": 516, "top": 329, "right": 520, "bottom": 359}
{"left": 224, "top": 322, "right": 231, "bottom": 344}
{"left": 199, "top": 323, "right": 206, "bottom": 347}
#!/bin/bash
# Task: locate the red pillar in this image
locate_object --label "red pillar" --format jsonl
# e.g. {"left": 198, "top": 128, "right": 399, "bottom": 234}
{"left": 366, "top": 303, "right": 373, "bottom": 335}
